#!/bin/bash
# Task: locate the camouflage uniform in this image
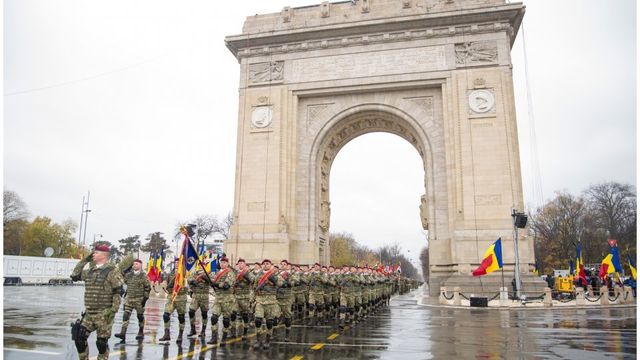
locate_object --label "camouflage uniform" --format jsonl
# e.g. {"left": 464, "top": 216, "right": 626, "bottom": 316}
{"left": 293, "top": 269, "right": 308, "bottom": 320}
{"left": 70, "top": 258, "right": 124, "bottom": 360}
{"left": 233, "top": 267, "right": 255, "bottom": 339}
{"left": 338, "top": 271, "right": 357, "bottom": 327}
{"left": 276, "top": 269, "right": 298, "bottom": 341}
{"left": 159, "top": 272, "right": 188, "bottom": 343}
{"left": 208, "top": 266, "right": 237, "bottom": 345}
{"left": 187, "top": 269, "right": 211, "bottom": 337}
{"left": 322, "top": 271, "right": 336, "bottom": 323}
{"left": 253, "top": 268, "right": 284, "bottom": 349}
{"left": 116, "top": 270, "right": 150, "bottom": 341}
{"left": 307, "top": 271, "right": 327, "bottom": 325}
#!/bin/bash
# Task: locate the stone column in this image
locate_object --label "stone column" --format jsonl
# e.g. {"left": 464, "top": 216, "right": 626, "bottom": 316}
{"left": 575, "top": 287, "right": 585, "bottom": 306}
{"left": 600, "top": 286, "right": 610, "bottom": 305}
{"left": 499, "top": 287, "right": 509, "bottom": 307}
{"left": 453, "top": 286, "right": 461, "bottom": 306}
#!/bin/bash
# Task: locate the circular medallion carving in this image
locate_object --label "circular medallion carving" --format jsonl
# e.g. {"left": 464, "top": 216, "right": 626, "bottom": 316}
{"left": 251, "top": 106, "right": 273, "bottom": 128}
{"left": 468, "top": 90, "right": 495, "bottom": 113}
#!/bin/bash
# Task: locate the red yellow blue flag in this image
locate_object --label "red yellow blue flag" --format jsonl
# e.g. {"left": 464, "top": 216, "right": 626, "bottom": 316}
{"left": 472, "top": 238, "right": 503, "bottom": 276}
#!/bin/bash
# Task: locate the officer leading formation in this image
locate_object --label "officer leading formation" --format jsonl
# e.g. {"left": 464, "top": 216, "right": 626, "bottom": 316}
{"left": 70, "top": 239, "right": 418, "bottom": 355}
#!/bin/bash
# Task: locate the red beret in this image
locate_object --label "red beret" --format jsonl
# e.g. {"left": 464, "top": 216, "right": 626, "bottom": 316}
{"left": 94, "top": 244, "right": 110, "bottom": 252}
{"left": 313, "top": 262, "right": 321, "bottom": 267}
{"left": 133, "top": 259, "right": 142, "bottom": 264}
{"left": 280, "top": 259, "right": 289, "bottom": 265}
{"left": 254, "top": 262, "right": 261, "bottom": 265}
{"left": 219, "top": 256, "right": 229, "bottom": 263}
{"left": 261, "top": 259, "right": 272, "bottom": 264}
{"left": 236, "top": 258, "right": 246, "bottom": 264}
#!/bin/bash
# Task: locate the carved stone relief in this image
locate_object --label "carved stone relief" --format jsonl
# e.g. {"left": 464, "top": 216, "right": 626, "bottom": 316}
{"left": 467, "top": 89, "right": 495, "bottom": 114}
{"left": 307, "top": 103, "right": 333, "bottom": 126}
{"left": 419, "top": 194, "right": 429, "bottom": 230}
{"left": 249, "top": 61, "right": 284, "bottom": 84}
{"left": 455, "top": 41, "right": 498, "bottom": 65}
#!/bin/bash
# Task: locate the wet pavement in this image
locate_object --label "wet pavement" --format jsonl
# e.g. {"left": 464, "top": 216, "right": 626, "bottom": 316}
{"left": 4, "top": 285, "right": 637, "bottom": 359}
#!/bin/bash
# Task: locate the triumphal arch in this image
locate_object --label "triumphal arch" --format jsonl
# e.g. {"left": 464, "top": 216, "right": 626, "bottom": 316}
{"left": 225, "top": 0, "right": 536, "bottom": 294}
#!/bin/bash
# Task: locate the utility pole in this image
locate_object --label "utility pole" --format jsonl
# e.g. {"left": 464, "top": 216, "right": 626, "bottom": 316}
{"left": 78, "top": 195, "right": 86, "bottom": 251}
{"left": 82, "top": 191, "right": 91, "bottom": 248}
{"left": 511, "top": 209, "right": 528, "bottom": 300}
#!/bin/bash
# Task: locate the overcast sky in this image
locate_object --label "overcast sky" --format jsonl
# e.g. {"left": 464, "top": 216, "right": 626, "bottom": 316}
{"left": 3, "top": 1, "right": 636, "bottom": 266}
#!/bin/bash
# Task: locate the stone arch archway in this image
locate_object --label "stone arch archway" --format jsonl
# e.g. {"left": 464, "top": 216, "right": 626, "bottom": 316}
{"left": 308, "top": 104, "right": 440, "bottom": 263}
{"left": 224, "top": 1, "right": 541, "bottom": 295}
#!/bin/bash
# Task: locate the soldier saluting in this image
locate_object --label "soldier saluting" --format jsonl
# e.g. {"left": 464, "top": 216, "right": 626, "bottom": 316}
{"left": 114, "top": 259, "right": 151, "bottom": 343}
{"left": 70, "top": 244, "right": 125, "bottom": 360}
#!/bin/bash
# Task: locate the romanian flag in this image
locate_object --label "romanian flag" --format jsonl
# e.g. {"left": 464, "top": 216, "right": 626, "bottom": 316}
{"left": 628, "top": 254, "right": 636, "bottom": 281}
{"left": 569, "top": 260, "right": 575, "bottom": 276}
{"left": 599, "top": 245, "right": 623, "bottom": 279}
{"left": 575, "top": 242, "right": 587, "bottom": 286}
{"left": 472, "top": 238, "right": 503, "bottom": 276}
{"left": 147, "top": 252, "right": 158, "bottom": 282}
{"left": 155, "top": 249, "right": 164, "bottom": 279}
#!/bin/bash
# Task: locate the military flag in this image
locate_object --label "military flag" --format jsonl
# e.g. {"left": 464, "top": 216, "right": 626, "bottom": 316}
{"left": 172, "top": 225, "right": 199, "bottom": 302}
{"left": 599, "top": 244, "right": 623, "bottom": 279}
{"left": 575, "top": 241, "right": 587, "bottom": 286}
{"left": 472, "top": 238, "right": 503, "bottom": 276}
{"left": 628, "top": 254, "right": 636, "bottom": 281}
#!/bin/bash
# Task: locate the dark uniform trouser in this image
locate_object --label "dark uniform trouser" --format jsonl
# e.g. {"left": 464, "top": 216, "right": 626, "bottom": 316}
{"left": 121, "top": 298, "right": 145, "bottom": 334}
{"left": 189, "top": 293, "right": 209, "bottom": 331}
{"left": 235, "top": 296, "right": 251, "bottom": 335}
{"left": 164, "top": 296, "right": 187, "bottom": 331}
{"left": 254, "top": 295, "right": 281, "bottom": 337}
{"left": 78, "top": 311, "right": 114, "bottom": 360}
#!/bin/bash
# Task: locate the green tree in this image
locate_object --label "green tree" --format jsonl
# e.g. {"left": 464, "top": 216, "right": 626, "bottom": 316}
{"left": 140, "top": 232, "right": 169, "bottom": 254}
{"left": 20, "top": 216, "right": 79, "bottom": 258}
{"left": 118, "top": 235, "right": 141, "bottom": 255}
{"left": 329, "top": 232, "right": 354, "bottom": 266}
{"left": 3, "top": 219, "right": 28, "bottom": 255}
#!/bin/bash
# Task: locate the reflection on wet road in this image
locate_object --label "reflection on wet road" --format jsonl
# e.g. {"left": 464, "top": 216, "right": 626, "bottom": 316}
{"left": 4, "top": 286, "right": 636, "bottom": 359}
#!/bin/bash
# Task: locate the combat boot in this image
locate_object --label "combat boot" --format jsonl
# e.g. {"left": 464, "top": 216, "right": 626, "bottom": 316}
{"left": 206, "top": 330, "right": 218, "bottom": 345}
{"left": 252, "top": 332, "right": 262, "bottom": 350}
{"left": 114, "top": 324, "right": 127, "bottom": 343}
{"left": 284, "top": 328, "right": 291, "bottom": 342}
{"left": 199, "top": 324, "right": 207, "bottom": 338}
{"left": 241, "top": 326, "right": 248, "bottom": 340}
{"left": 135, "top": 326, "right": 144, "bottom": 340}
{"left": 159, "top": 329, "right": 171, "bottom": 342}
{"left": 263, "top": 333, "right": 271, "bottom": 349}
{"left": 176, "top": 328, "right": 184, "bottom": 344}
{"left": 220, "top": 329, "right": 228, "bottom": 347}
{"left": 187, "top": 323, "right": 197, "bottom": 337}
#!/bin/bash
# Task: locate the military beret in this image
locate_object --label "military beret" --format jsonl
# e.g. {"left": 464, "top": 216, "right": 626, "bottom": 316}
{"left": 133, "top": 259, "right": 143, "bottom": 264}
{"left": 261, "top": 259, "right": 272, "bottom": 264}
{"left": 219, "top": 256, "right": 229, "bottom": 263}
{"left": 236, "top": 258, "right": 246, "bottom": 264}
{"left": 313, "top": 262, "right": 321, "bottom": 267}
{"left": 280, "top": 259, "right": 289, "bottom": 265}
{"left": 94, "top": 244, "right": 110, "bottom": 252}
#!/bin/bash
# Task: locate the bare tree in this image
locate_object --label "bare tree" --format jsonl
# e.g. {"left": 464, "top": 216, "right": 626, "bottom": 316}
{"left": 213, "top": 212, "right": 233, "bottom": 240}
{"left": 3, "top": 189, "right": 29, "bottom": 225}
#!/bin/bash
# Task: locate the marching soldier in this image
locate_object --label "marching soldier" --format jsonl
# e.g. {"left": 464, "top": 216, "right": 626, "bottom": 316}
{"left": 276, "top": 260, "right": 297, "bottom": 342}
{"left": 321, "top": 266, "right": 335, "bottom": 324}
{"left": 187, "top": 263, "right": 211, "bottom": 338}
{"left": 114, "top": 259, "right": 150, "bottom": 343}
{"left": 159, "top": 259, "right": 188, "bottom": 343}
{"left": 338, "top": 265, "right": 356, "bottom": 329}
{"left": 70, "top": 244, "right": 125, "bottom": 360}
{"left": 253, "top": 259, "right": 284, "bottom": 349}
{"left": 329, "top": 266, "right": 340, "bottom": 321}
{"left": 208, "top": 256, "right": 237, "bottom": 346}
{"left": 307, "top": 263, "right": 326, "bottom": 325}
{"left": 233, "top": 258, "right": 254, "bottom": 340}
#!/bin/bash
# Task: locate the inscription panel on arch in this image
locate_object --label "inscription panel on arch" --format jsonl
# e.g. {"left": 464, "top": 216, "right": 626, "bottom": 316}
{"left": 289, "top": 46, "right": 447, "bottom": 83}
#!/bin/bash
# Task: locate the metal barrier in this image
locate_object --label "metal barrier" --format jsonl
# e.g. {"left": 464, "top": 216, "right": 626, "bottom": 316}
{"left": 584, "top": 293, "right": 603, "bottom": 302}
{"left": 441, "top": 291, "right": 454, "bottom": 300}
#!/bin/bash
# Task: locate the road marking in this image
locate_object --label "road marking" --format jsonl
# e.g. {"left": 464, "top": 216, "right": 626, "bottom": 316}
{"left": 310, "top": 342, "right": 325, "bottom": 350}
{"left": 108, "top": 350, "right": 125, "bottom": 357}
{"left": 4, "top": 348, "right": 61, "bottom": 356}
{"left": 290, "top": 356, "right": 304, "bottom": 360}
{"left": 326, "top": 333, "right": 339, "bottom": 340}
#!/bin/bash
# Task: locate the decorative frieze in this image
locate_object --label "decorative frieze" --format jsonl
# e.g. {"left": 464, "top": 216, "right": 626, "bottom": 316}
{"left": 248, "top": 61, "right": 284, "bottom": 84}
{"left": 455, "top": 41, "right": 498, "bottom": 66}
{"left": 235, "top": 22, "right": 509, "bottom": 59}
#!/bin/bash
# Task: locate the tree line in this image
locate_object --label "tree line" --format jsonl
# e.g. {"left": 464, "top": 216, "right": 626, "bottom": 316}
{"left": 329, "top": 232, "right": 421, "bottom": 280}
{"left": 530, "top": 181, "right": 636, "bottom": 275}
{"left": 3, "top": 189, "right": 232, "bottom": 260}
